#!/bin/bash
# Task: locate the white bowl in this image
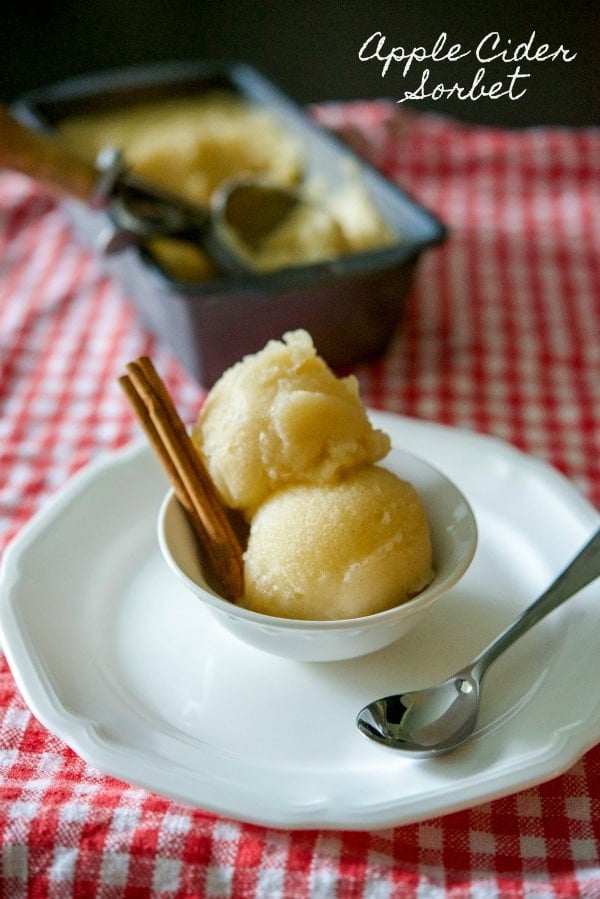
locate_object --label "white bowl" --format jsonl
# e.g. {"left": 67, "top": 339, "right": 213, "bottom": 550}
{"left": 157, "top": 448, "right": 477, "bottom": 662}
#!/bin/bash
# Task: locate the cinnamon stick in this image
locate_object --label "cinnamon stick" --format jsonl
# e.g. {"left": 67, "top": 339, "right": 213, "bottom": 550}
{"left": 119, "top": 357, "right": 244, "bottom": 601}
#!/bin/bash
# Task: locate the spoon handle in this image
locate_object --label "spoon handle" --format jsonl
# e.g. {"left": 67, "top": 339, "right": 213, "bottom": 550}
{"left": 0, "top": 104, "right": 102, "bottom": 203}
{"left": 473, "top": 527, "right": 600, "bottom": 679}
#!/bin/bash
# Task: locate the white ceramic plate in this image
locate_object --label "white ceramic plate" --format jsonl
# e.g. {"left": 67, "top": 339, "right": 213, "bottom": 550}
{"left": 1, "top": 412, "right": 599, "bottom": 831}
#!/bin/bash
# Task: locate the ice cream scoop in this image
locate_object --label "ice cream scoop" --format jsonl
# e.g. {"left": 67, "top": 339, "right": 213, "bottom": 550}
{"left": 242, "top": 464, "right": 434, "bottom": 620}
{"left": 0, "top": 104, "right": 316, "bottom": 275}
{"left": 193, "top": 330, "right": 391, "bottom": 518}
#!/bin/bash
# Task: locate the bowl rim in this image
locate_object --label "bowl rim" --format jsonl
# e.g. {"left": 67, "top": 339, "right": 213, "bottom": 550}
{"left": 157, "top": 447, "right": 478, "bottom": 631}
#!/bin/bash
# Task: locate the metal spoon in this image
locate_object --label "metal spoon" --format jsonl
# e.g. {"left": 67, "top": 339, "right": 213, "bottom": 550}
{"left": 0, "top": 104, "right": 303, "bottom": 275}
{"left": 357, "top": 527, "right": 600, "bottom": 756}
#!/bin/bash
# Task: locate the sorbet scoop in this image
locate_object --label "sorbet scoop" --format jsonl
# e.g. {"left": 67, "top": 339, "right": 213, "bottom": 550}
{"left": 357, "top": 527, "right": 600, "bottom": 756}
{"left": 0, "top": 104, "right": 303, "bottom": 275}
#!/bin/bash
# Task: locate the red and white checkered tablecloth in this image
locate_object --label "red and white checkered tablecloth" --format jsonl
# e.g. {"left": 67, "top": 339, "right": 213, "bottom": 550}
{"left": 1, "top": 102, "right": 599, "bottom": 897}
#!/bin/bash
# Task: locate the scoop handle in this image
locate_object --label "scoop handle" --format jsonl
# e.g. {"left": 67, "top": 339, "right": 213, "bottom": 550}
{"left": 0, "top": 104, "right": 101, "bottom": 204}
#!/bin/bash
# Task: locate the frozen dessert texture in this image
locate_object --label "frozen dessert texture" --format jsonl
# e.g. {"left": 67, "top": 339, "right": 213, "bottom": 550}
{"left": 322, "top": 180, "right": 396, "bottom": 252}
{"left": 192, "top": 329, "right": 433, "bottom": 620}
{"left": 58, "top": 92, "right": 304, "bottom": 207}
{"left": 246, "top": 203, "right": 352, "bottom": 272}
{"left": 58, "top": 91, "right": 395, "bottom": 280}
{"left": 242, "top": 465, "right": 433, "bottom": 620}
{"left": 193, "top": 330, "right": 391, "bottom": 519}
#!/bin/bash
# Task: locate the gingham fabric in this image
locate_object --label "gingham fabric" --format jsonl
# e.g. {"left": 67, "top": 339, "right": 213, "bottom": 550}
{"left": 1, "top": 103, "right": 599, "bottom": 897}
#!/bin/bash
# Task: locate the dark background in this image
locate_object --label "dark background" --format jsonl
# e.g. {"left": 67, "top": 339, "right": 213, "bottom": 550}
{"left": 2, "top": 1, "right": 598, "bottom": 126}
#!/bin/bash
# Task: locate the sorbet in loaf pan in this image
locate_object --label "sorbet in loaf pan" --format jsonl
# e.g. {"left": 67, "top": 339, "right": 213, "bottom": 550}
{"left": 13, "top": 61, "right": 446, "bottom": 386}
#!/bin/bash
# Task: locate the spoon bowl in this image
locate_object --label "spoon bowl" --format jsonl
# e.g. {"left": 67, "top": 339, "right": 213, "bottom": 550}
{"left": 357, "top": 671, "right": 481, "bottom": 756}
{"left": 357, "top": 527, "right": 600, "bottom": 754}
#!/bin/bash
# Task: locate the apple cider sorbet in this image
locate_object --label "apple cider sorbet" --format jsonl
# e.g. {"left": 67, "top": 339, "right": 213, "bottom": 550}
{"left": 58, "top": 92, "right": 395, "bottom": 279}
{"left": 193, "top": 331, "right": 433, "bottom": 620}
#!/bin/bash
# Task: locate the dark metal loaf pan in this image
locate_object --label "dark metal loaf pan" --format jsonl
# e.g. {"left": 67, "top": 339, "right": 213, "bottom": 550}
{"left": 11, "top": 60, "right": 447, "bottom": 387}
